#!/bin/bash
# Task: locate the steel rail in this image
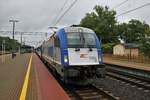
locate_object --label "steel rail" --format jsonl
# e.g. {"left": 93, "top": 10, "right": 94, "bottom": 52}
{"left": 63, "top": 84, "right": 119, "bottom": 100}
{"left": 105, "top": 64, "right": 150, "bottom": 90}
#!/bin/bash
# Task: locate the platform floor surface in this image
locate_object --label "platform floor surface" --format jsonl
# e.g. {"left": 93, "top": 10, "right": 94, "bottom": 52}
{"left": 0, "top": 53, "right": 70, "bottom": 100}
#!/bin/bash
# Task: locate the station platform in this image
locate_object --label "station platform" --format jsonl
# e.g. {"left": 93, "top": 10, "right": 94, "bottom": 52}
{"left": 103, "top": 55, "right": 150, "bottom": 71}
{"left": 0, "top": 53, "right": 70, "bottom": 100}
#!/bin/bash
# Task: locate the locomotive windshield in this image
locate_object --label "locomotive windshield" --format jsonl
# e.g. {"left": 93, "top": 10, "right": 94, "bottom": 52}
{"left": 67, "top": 32, "right": 96, "bottom": 48}
{"left": 67, "top": 32, "right": 82, "bottom": 48}
{"left": 83, "top": 33, "right": 96, "bottom": 48}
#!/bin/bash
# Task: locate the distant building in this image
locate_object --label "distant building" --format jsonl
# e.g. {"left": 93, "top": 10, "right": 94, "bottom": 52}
{"left": 113, "top": 43, "right": 139, "bottom": 57}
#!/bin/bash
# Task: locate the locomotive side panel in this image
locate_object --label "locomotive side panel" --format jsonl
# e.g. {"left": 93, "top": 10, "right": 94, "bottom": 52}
{"left": 42, "top": 35, "right": 65, "bottom": 77}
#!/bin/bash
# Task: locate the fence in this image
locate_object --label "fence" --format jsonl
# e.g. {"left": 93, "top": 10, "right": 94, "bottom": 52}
{"left": 103, "top": 54, "right": 150, "bottom": 64}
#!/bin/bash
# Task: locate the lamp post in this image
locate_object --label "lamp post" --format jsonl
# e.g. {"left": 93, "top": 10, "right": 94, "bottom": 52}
{"left": 9, "top": 19, "right": 19, "bottom": 58}
{"left": 1, "top": 40, "right": 5, "bottom": 63}
{"left": 19, "top": 32, "right": 23, "bottom": 54}
{"left": 1, "top": 40, "right": 3, "bottom": 62}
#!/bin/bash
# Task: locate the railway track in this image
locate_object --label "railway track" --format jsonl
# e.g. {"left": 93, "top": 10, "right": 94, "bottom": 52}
{"left": 105, "top": 63, "right": 150, "bottom": 81}
{"left": 40, "top": 60, "right": 119, "bottom": 100}
{"left": 63, "top": 84, "right": 119, "bottom": 100}
{"left": 105, "top": 64, "right": 150, "bottom": 91}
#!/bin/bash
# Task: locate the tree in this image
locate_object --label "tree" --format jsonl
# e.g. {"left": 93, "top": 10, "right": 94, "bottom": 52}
{"left": 80, "top": 5, "right": 150, "bottom": 56}
{"left": 80, "top": 5, "right": 118, "bottom": 43}
{"left": 116, "top": 20, "right": 150, "bottom": 57}
{"left": 0, "top": 36, "right": 20, "bottom": 52}
{"left": 117, "top": 19, "right": 149, "bottom": 43}
{"left": 140, "top": 37, "right": 150, "bottom": 58}
{"left": 127, "top": 19, "right": 149, "bottom": 43}
{"left": 140, "top": 26, "right": 150, "bottom": 58}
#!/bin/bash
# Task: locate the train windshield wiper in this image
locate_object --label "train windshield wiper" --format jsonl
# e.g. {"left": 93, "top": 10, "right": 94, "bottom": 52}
{"left": 75, "top": 48, "right": 80, "bottom": 51}
{"left": 87, "top": 45, "right": 93, "bottom": 51}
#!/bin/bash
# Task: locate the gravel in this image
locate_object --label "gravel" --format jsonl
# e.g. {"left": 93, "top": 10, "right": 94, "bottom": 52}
{"left": 93, "top": 77, "right": 150, "bottom": 100}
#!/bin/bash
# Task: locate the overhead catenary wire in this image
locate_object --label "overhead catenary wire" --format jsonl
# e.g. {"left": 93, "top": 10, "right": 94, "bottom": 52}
{"left": 54, "top": 0, "right": 78, "bottom": 26}
{"left": 112, "top": 0, "right": 129, "bottom": 9}
{"left": 52, "top": 0, "right": 69, "bottom": 25}
{"left": 0, "top": 31, "right": 47, "bottom": 36}
{"left": 116, "top": 2, "right": 150, "bottom": 17}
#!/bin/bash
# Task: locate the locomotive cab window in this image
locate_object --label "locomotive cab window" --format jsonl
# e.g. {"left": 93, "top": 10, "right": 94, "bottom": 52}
{"left": 67, "top": 32, "right": 96, "bottom": 48}
{"left": 67, "top": 32, "right": 83, "bottom": 48}
{"left": 83, "top": 33, "right": 96, "bottom": 48}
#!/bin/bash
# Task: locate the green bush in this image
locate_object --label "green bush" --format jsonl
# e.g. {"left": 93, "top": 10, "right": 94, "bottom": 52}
{"left": 101, "top": 43, "right": 115, "bottom": 54}
{"left": 140, "top": 38, "right": 150, "bottom": 58}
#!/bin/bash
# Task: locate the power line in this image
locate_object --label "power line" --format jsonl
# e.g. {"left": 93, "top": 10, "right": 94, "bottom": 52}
{"left": 0, "top": 31, "right": 47, "bottom": 33}
{"left": 112, "top": 0, "right": 129, "bottom": 9}
{"left": 52, "top": 0, "right": 69, "bottom": 25}
{"left": 116, "top": 2, "right": 150, "bottom": 17}
{"left": 0, "top": 31, "right": 47, "bottom": 36}
{"left": 54, "top": 0, "right": 78, "bottom": 26}
{"left": 54, "top": 0, "right": 77, "bottom": 26}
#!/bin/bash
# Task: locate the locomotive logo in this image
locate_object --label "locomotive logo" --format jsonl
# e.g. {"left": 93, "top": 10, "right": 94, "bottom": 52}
{"left": 80, "top": 54, "right": 87, "bottom": 58}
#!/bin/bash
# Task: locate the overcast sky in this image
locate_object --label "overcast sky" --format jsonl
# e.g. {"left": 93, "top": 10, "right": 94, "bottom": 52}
{"left": 0, "top": 0, "right": 150, "bottom": 46}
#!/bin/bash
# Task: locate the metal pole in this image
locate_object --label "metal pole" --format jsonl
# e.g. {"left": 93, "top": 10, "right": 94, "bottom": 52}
{"left": 9, "top": 20, "right": 19, "bottom": 58}
{"left": 1, "top": 40, "right": 5, "bottom": 63}
{"left": 13, "top": 22, "right": 15, "bottom": 40}
{"left": 1, "top": 41, "right": 3, "bottom": 63}
{"left": 20, "top": 32, "right": 23, "bottom": 54}
{"left": 3, "top": 40, "right": 5, "bottom": 62}
{"left": 21, "top": 32, "right": 23, "bottom": 45}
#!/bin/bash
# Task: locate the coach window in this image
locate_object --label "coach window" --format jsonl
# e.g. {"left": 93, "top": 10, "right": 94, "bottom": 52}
{"left": 55, "top": 37, "right": 60, "bottom": 48}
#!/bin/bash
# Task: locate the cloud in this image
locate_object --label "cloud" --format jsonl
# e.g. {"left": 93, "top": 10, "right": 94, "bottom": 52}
{"left": 0, "top": 0, "right": 150, "bottom": 46}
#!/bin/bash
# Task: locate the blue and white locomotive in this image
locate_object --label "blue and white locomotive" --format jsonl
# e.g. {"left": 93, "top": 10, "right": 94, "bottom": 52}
{"left": 38, "top": 26, "right": 105, "bottom": 85}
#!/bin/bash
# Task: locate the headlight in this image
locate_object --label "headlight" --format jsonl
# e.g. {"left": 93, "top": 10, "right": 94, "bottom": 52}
{"left": 64, "top": 55, "right": 68, "bottom": 63}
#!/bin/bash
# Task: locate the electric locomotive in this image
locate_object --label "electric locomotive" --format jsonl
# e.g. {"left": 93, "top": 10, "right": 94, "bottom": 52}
{"left": 39, "top": 26, "right": 105, "bottom": 85}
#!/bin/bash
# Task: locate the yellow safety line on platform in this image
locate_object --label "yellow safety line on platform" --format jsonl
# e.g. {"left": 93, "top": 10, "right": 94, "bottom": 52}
{"left": 19, "top": 54, "right": 33, "bottom": 100}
